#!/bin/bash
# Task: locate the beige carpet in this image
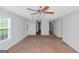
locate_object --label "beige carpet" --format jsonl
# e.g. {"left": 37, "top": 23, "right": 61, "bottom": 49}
{"left": 8, "top": 35, "right": 77, "bottom": 53}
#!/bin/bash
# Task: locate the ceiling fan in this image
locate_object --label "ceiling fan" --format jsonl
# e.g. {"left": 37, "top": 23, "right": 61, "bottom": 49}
{"left": 27, "top": 6, "right": 54, "bottom": 15}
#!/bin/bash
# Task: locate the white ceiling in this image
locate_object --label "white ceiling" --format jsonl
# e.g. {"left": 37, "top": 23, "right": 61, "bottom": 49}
{"left": 1, "top": 6, "right": 79, "bottom": 21}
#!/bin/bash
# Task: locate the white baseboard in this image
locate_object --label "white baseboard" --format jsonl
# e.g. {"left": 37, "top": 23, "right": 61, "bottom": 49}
{"left": 6, "top": 34, "right": 28, "bottom": 50}
{"left": 63, "top": 39, "right": 79, "bottom": 52}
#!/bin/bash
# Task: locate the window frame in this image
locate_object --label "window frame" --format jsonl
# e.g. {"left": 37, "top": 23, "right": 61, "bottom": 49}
{"left": 0, "top": 16, "right": 11, "bottom": 41}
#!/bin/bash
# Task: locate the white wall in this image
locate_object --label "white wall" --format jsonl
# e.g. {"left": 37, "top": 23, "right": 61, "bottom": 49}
{"left": 26, "top": 19, "right": 49, "bottom": 35}
{"left": 41, "top": 19, "right": 49, "bottom": 35}
{"left": 52, "top": 9, "right": 79, "bottom": 52}
{"left": 0, "top": 8, "right": 27, "bottom": 50}
{"left": 27, "top": 21, "right": 36, "bottom": 35}
{"left": 62, "top": 9, "right": 79, "bottom": 52}
{"left": 53, "top": 19, "right": 62, "bottom": 37}
{"left": 25, "top": 21, "right": 29, "bottom": 36}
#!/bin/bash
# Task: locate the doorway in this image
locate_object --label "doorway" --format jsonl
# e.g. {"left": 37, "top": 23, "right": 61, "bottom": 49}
{"left": 49, "top": 21, "right": 53, "bottom": 35}
{"left": 36, "top": 20, "right": 41, "bottom": 35}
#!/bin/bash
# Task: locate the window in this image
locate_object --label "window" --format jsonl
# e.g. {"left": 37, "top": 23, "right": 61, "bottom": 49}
{"left": 0, "top": 16, "right": 10, "bottom": 41}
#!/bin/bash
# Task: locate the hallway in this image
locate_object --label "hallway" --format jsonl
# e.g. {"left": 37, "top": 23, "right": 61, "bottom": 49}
{"left": 8, "top": 34, "right": 77, "bottom": 53}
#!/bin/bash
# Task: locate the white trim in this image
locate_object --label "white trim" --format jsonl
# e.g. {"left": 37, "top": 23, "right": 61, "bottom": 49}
{"left": 63, "top": 39, "right": 79, "bottom": 52}
{"left": 0, "top": 38, "right": 9, "bottom": 43}
{"left": 0, "top": 17, "right": 11, "bottom": 42}
{"left": 6, "top": 34, "right": 28, "bottom": 50}
{"left": 8, "top": 17, "right": 11, "bottom": 39}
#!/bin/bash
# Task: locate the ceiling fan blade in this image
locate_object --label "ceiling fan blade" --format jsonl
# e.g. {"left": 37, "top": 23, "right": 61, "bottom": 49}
{"left": 27, "top": 8, "right": 37, "bottom": 11}
{"left": 31, "top": 13, "right": 37, "bottom": 15}
{"left": 44, "top": 12, "right": 54, "bottom": 14}
{"left": 41, "top": 6, "right": 49, "bottom": 12}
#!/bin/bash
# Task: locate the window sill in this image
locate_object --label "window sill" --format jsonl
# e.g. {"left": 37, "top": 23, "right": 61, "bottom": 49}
{"left": 0, "top": 38, "right": 10, "bottom": 43}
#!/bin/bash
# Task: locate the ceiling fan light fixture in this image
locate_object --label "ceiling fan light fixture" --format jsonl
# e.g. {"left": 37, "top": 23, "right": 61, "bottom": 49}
{"left": 27, "top": 6, "right": 55, "bottom": 15}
